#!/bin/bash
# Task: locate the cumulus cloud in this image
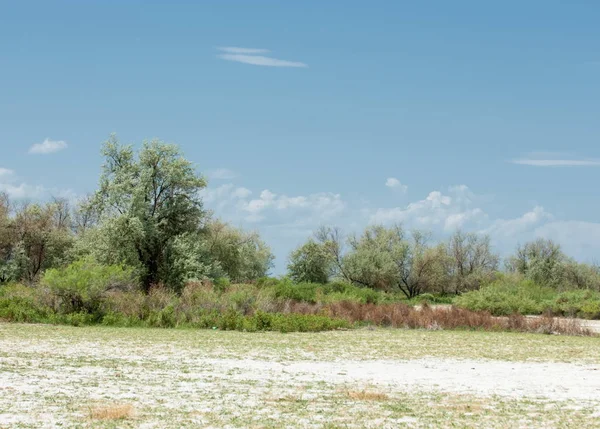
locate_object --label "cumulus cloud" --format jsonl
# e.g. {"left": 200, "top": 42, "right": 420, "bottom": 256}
{"left": 0, "top": 168, "right": 14, "bottom": 177}
{"left": 29, "top": 138, "right": 68, "bottom": 154}
{"left": 241, "top": 189, "right": 345, "bottom": 222}
{"left": 533, "top": 221, "right": 600, "bottom": 262}
{"left": 0, "top": 182, "right": 45, "bottom": 199}
{"left": 216, "top": 47, "right": 307, "bottom": 68}
{"left": 0, "top": 167, "right": 74, "bottom": 200}
{"left": 370, "top": 185, "right": 487, "bottom": 232}
{"left": 200, "top": 183, "right": 345, "bottom": 224}
{"left": 385, "top": 177, "right": 408, "bottom": 193}
{"left": 483, "top": 206, "right": 552, "bottom": 238}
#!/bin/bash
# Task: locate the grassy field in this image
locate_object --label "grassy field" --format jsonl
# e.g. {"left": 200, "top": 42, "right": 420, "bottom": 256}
{"left": 1, "top": 323, "right": 600, "bottom": 428}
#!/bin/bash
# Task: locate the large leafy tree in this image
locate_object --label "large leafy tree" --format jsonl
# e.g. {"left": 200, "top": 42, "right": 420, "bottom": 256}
{"left": 89, "top": 135, "right": 207, "bottom": 291}
{"left": 313, "top": 225, "right": 445, "bottom": 298}
{"left": 505, "top": 238, "right": 565, "bottom": 287}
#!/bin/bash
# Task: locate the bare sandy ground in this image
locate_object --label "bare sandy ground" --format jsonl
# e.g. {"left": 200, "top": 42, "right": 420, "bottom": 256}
{"left": 1, "top": 325, "right": 600, "bottom": 427}
{"left": 211, "top": 358, "right": 600, "bottom": 401}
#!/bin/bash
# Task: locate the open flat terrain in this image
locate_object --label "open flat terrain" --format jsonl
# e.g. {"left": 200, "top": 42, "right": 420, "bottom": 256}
{"left": 1, "top": 324, "right": 600, "bottom": 428}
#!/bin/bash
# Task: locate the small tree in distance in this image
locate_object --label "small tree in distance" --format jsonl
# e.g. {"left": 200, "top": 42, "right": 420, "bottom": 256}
{"left": 287, "top": 239, "right": 332, "bottom": 284}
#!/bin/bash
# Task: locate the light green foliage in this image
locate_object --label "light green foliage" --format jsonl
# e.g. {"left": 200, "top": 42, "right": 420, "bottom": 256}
{"left": 287, "top": 239, "right": 332, "bottom": 283}
{"left": 455, "top": 274, "right": 600, "bottom": 318}
{"left": 42, "top": 257, "right": 138, "bottom": 313}
{"left": 203, "top": 219, "right": 274, "bottom": 283}
{"left": 343, "top": 225, "right": 408, "bottom": 291}
{"left": 0, "top": 197, "right": 74, "bottom": 283}
{"left": 506, "top": 238, "right": 565, "bottom": 287}
{"left": 561, "top": 260, "right": 600, "bottom": 291}
{"left": 165, "top": 233, "right": 222, "bottom": 286}
{"left": 455, "top": 275, "right": 555, "bottom": 315}
{"left": 88, "top": 135, "right": 208, "bottom": 291}
{"left": 270, "top": 278, "right": 389, "bottom": 304}
{"left": 506, "top": 238, "right": 600, "bottom": 291}
{"left": 341, "top": 225, "right": 446, "bottom": 298}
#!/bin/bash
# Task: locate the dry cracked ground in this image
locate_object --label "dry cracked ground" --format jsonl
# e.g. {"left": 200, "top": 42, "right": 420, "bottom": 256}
{"left": 1, "top": 323, "right": 600, "bottom": 428}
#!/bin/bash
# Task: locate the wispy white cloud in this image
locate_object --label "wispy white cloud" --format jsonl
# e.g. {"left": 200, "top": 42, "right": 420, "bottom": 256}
{"left": 217, "top": 47, "right": 270, "bottom": 54}
{"left": 385, "top": 177, "right": 408, "bottom": 193}
{"left": 28, "top": 138, "right": 68, "bottom": 155}
{"left": 511, "top": 153, "right": 600, "bottom": 167}
{"left": 218, "top": 54, "right": 308, "bottom": 68}
{"left": 216, "top": 47, "right": 307, "bottom": 68}
{"left": 207, "top": 168, "right": 238, "bottom": 180}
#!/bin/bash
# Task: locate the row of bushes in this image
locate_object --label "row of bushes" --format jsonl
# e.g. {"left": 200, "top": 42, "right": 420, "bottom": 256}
{"left": 0, "top": 280, "right": 593, "bottom": 336}
{"left": 454, "top": 276, "right": 600, "bottom": 319}
{"left": 0, "top": 283, "right": 350, "bottom": 332}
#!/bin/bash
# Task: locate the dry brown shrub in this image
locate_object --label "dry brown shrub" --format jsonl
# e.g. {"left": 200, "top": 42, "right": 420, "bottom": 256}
{"left": 89, "top": 403, "right": 134, "bottom": 420}
{"left": 102, "top": 290, "right": 146, "bottom": 318}
{"left": 320, "top": 301, "right": 592, "bottom": 336}
{"left": 146, "top": 284, "right": 178, "bottom": 311}
{"left": 346, "top": 390, "right": 389, "bottom": 401}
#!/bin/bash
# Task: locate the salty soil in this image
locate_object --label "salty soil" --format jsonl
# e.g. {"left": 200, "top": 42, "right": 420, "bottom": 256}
{"left": 1, "top": 323, "right": 599, "bottom": 428}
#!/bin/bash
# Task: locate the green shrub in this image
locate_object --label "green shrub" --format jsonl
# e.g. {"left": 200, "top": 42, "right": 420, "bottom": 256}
{"left": 0, "top": 283, "right": 51, "bottom": 323}
{"left": 454, "top": 278, "right": 555, "bottom": 316}
{"left": 551, "top": 290, "right": 600, "bottom": 318}
{"left": 42, "top": 257, "right": 138, "bottom": 313}
{"left": 580, "top": 301, "right": 600, "bottom": 319}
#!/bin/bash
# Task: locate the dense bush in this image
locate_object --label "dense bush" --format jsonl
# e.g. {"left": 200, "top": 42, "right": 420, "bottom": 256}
{"left": 269, "top": 278, "right": 400, "bottom": 304}
{"left": 42, "top": 258, "right": 138, "bottom": 314}
{"left": 455, "top": 275, "right": 600, "bottom": 319}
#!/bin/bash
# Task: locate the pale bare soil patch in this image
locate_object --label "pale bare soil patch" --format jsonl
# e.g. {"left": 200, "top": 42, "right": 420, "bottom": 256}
{"left": 1, "top": 323, "right": 599, "bottom": 428}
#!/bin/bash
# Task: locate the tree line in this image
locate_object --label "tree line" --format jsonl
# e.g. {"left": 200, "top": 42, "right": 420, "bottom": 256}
{"left": 287, "top": 227, "right": 600, "bottom": 298}
{"left": 1, "top": 136, "right": 599, "bottom": 298}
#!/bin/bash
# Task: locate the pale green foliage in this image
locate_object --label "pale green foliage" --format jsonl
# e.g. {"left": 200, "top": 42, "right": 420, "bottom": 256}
{"left": 89, "top": 135, "right": 207, "bottom": 291}
{"left": 506, "top": 238, "right": 564, "bottom": 287}
{"left": 0, "top": 198, "right": 74, "bottom": 283}
{"left": 505, "top": 238, "right": 600, "bottom": 291}
{"left": 343, "top": 225, "right": 409, "bottom": 291}
{"left": 562, "top": 260, "right": 600, "bottom": 291}
{"left": 321, "top": 225, "right": 446, "bottom": 298}
{"left": 0, "top": 193, "right": 15, "bottom": 282}
{"left": 42, "top": 257, "right": 138, "bottom": 313}
{"left": 444, "top": 231, "right": 499, "bottom": 294}
{"left": 287, "top": 240, "right": 332, "bottom": 283}
{"left": 165, "top": 233, "right": 222, "bottom": 286}
{"left": 203, "top": 219, "right": 274, "bottom": 283}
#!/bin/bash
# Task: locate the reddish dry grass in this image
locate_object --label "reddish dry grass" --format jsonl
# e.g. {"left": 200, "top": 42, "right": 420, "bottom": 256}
{"left": 320, "top": 301, "right": 592, "bottom": 336}
{"left": 345, "top": 390, "right": 389, "bottom": 401}
{"left": 89, "top": 403, "right": 134, "bottom": 420}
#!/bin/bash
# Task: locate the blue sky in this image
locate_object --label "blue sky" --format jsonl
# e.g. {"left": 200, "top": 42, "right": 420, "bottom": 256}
{"left": 1, "top": 1, "right": 599, "bottom": 273}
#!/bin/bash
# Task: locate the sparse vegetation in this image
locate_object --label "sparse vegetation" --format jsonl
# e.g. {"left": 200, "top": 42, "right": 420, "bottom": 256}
{"left": 1, "top": 323, "right": 599, "bottom": 428}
